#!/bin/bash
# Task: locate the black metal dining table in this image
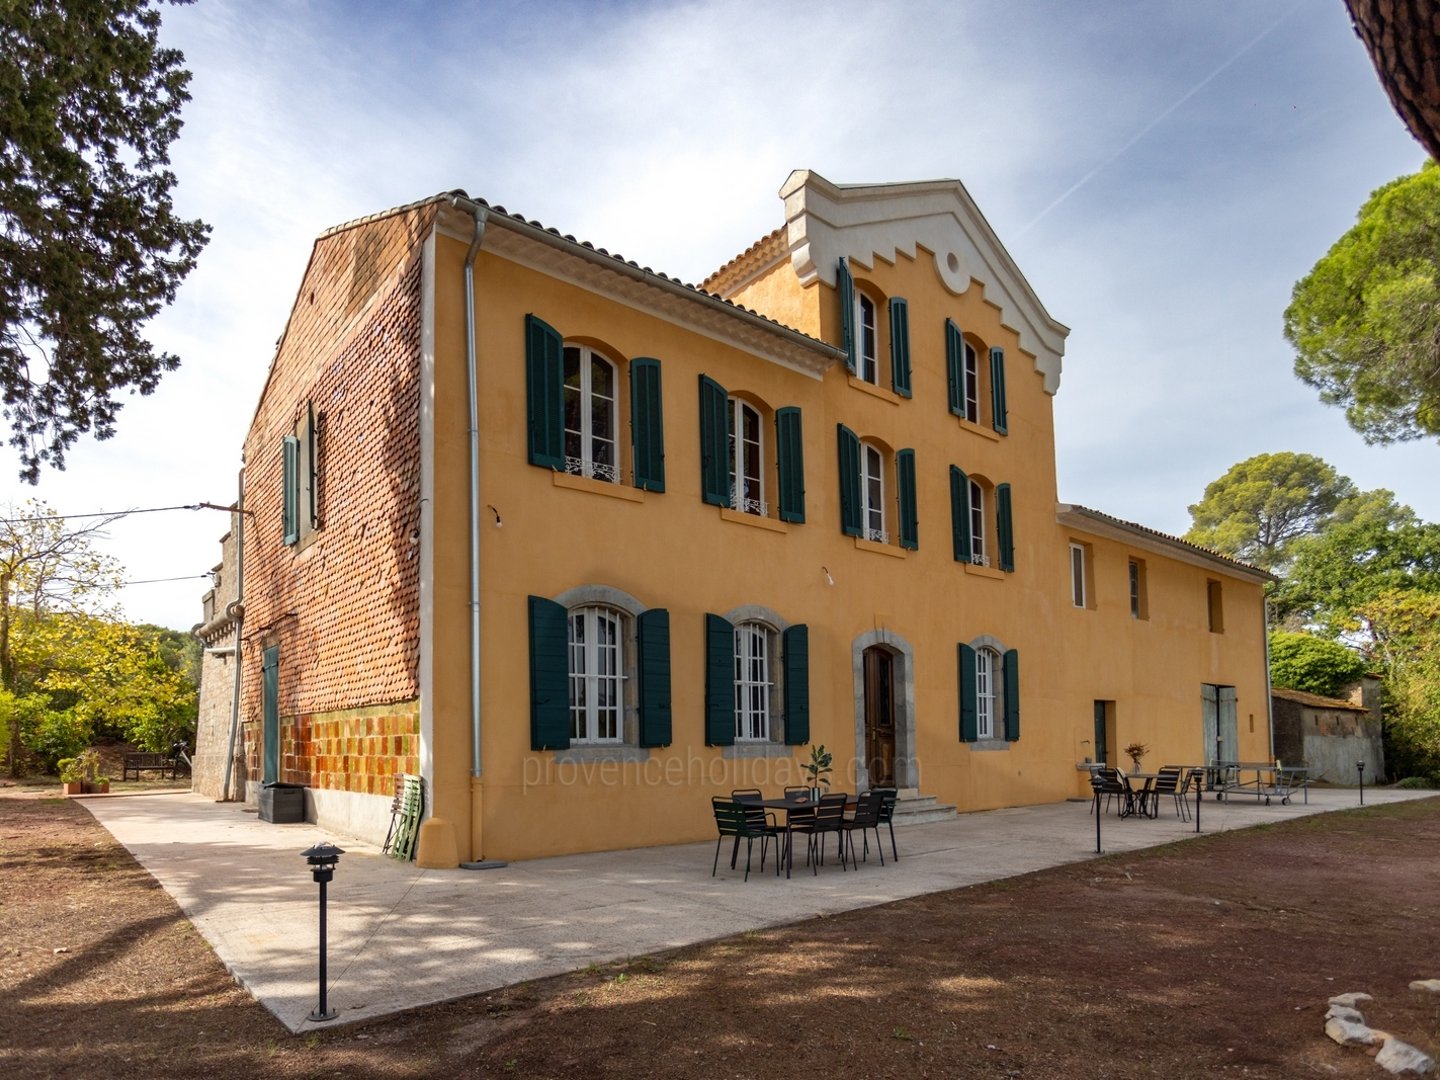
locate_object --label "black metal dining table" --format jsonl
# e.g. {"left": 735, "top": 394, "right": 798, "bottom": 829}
{"left": 734, "top": 795, "right": 844, "bottom": 878}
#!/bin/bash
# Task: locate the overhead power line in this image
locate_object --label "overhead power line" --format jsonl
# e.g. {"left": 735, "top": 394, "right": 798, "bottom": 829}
{"left": 120, "top": 574, "right": 215, "bottom": 586}
{"left": 0, "top": 502, "right": 238, "bottom": 525}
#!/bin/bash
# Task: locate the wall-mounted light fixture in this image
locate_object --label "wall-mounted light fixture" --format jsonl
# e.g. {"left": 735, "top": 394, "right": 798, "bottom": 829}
{"left": 486, "top": 504, "right": 502, "bottom": 528}
{"left": 821, "top": 566, "right": 835, "bottom": 587}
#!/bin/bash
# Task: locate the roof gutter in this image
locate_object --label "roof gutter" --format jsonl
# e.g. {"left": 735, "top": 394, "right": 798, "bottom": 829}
{"left": 446, "top": 194, "right": 844, "bottom": 364}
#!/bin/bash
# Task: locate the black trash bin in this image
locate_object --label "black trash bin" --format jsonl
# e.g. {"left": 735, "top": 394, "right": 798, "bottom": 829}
{"left": 259, "top": 782, "right": 306, "bottom": 824}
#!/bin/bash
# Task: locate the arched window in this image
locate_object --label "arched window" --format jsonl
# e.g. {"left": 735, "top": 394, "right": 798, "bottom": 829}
{"left": 733, "top": 621, "right": 775, "bottom": 741}
{"left": 861, "top": 441, "right": 887, "bottom": 543}
{"left": 568, "top": 605, "right": 624, "bottom": 742}
{"left": 728, "top": 398, "right": 765, "bottom": 515}
{"left": 975, "top": 646, "right": 999, "bottom": 739}
{"left": 969, "top": 478, "right": 988, "bottom": 567}
{"left": 855, "top": 290, "right": 879, "bottom": 384}
{"left": 962, "top": 339, "right": 980, "bottom": 423}
{"left": 563, "top": 344, "right": 618, "bottom": 483}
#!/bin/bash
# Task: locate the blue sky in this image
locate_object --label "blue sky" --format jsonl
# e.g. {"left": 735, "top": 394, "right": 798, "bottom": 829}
{"left": 5, "top": 0, "right": 1432, "bottom": 629}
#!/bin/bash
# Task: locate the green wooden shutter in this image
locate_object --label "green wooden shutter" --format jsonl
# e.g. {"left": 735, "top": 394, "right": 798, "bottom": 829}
{"left": 261, "top": 645, "right": 280, "bottom": 783}
{"left": 630, "top": 357, "right": 666, "bottom": 492}
{"left": 305, "top": 402, "right": 318, "bottom": 529}
{"left": 782, "top": 624, "right": 810, "bottom": 745}
{"left": 990, "top": 346, "right": 1008, "bottom": 434}
{"left": 897, "top": 448, "right": 918, "bottom": 550}
{"left": 282, "top": 436, "right": 299, "bottom": 546}
{"left": 836, "top": 424, "right": 861, "bottom": 537}
{"left": 528, "top": 595, "right": 571, "bottom": 751}
{"left": 775, "top": 407, "right": 805, "bottom": 524}
{"left": 996, "top": 482, "right": 1015, "bottom": 572}
{"left": 637, "top": 608, "right": 672, "bottom": 747}
{"left": 1003, "top": 648, "right": 1020, "bottom": 742}
{"left": 889, "top": 297, "right": 912, "bottom": 397}
{"left": 698, "top": 375, "right": 729, "bottom": 506}
{"left": 838, "top": 258, "right": 856, "bottom": 374}
{"left": 946, "top": 319, "right": 964, "bottom": 416}
{"left": 525, "top": 314, "right": 564, "bottom": 469}
{"left": 958, "top": 643, "right": 978, "bottom": 742}
{"left": 950, "top": 466, "right": 971, "bottom": 563}
{"left": 704, "top": 613, "right": 735, "bottom": 746}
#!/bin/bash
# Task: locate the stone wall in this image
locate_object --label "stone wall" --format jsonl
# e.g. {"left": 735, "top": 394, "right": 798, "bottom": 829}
{"left": 191, "top": 516, "right": 241, "bottom": 799}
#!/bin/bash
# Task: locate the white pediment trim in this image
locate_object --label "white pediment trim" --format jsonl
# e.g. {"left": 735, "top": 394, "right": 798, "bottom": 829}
{"left": 780, "top": 170, "right": 1069, "bottom": 394}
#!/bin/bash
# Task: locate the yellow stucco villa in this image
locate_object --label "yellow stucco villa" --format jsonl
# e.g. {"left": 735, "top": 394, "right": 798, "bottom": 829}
{"left": 192, "top": 170, "right": 1273, "bottom": 867}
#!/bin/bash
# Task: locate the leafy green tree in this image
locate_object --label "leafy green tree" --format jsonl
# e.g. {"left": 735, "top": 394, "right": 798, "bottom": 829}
{"left": 1184, "top": 452, "right": 1356, "bottom": 571}
{"left": 1359, "top": 590, "right": 1440, "bottom": 780}
{"left": 0, "top": 501, "right": 122, "bottom": 775}
{"left": 1284, "top": 163, "right": 1440, "bottom": 444}
{"left": 1268, "top": 631, "right": 1368, "bottom": 698}
{"left": 0, "top": 0, "right": 209, "bottom": 482}
{"left": 42, "top": 616, "right": 196, "bottom": 752}
{"left": 1271, "top": 512, "right": 1440, "bottom": 635}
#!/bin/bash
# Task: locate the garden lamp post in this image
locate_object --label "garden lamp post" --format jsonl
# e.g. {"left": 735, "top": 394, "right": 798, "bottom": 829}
{"left": 301, "top": 841, "right": 345, "bottom": 1022}
{"left": 1357, "top": 760, "right": 1365, "bottom": 806}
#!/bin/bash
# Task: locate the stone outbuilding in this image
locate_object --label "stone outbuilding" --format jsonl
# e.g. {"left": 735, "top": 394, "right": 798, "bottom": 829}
{"left": 1271, "top": 682, "right": 1384, "bottom": 784}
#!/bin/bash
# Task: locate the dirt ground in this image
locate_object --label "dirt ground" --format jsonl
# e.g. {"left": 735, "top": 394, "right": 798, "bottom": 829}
{"left": 3, "top": 790, "right": 1439, "bottom": 1079}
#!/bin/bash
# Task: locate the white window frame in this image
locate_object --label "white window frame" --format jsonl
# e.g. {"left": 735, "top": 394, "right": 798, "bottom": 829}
{"left": 976, "top": 647, "right": 997, "bottom": 740}
{"left": 733, "top": 621, "right": 774, "bottom": 741}
{"left": 1070, "top": 543, "right": 1087, "bottom": 609}
{"left": 963, "top": 340, "right": 980, "bottom": 423}
{"left": 562, "top": 344, "right": 618, "bottom": 483}
{"left": 727, "top": 398, "right": 767, "bottom": 516}
{"left": 855, "top": 291, "right": 879, "bottom": 384}
{"left": 860, "top": 441, "right": 888, "bottom": 543}
{"left": 969, "top": 478, "right": 988, "bottom": 567}
{"left": 567, "top": 605, "right": 625, "bottom": 743}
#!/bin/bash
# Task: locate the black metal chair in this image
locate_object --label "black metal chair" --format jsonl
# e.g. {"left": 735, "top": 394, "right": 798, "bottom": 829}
{"left": 1090, "top": 767, "right": 1133, "bottom": 817}
{"left": 872, "top": 787, "right": 899, "bottom": 860}
{"left": 841, "top": 790, "right": 886, "bottom": 867}
{"left": 731, "top": 788, "right": 778, "bottom": 833}
{"left": 1151, "top": 766, "right": 1187, "bottom": 820}
{"left": 788, "top": 792, "right": 849, "bottom": 874}
{"left": 711, "top": 797, "right": 779, "bottom": 880}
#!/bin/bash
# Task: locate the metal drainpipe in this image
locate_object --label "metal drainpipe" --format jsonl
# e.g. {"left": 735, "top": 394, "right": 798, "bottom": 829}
{"left": 220, "top": 469, "right": 246, "bottom": 801}
{"left": 1262, "top": 594, "right": 1275, "bottom": 761}
{"left": 460, "top": 203, "right": 488, "bottom": 778}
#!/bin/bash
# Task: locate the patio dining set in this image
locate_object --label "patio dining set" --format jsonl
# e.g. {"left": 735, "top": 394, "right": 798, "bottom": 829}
{"left": 711, "top": 787, "right": 900, "bottom": 880}
{"left": 1089, "top": 764, "right": 1201, "bottom": 820}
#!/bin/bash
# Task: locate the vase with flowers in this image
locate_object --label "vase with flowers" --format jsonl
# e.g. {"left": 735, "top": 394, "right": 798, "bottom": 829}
{"left": 1124, "top": 741, "right": 1149, "bottom": 773}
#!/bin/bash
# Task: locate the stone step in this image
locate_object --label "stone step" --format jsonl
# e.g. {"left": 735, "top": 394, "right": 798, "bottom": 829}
{"left": 890, "top": 792, "right": 957, "bottom": 826}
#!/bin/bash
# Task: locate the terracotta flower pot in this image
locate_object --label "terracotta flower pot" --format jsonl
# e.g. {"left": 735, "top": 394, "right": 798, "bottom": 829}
{"left": 62, "top": 781, "right": 83, "bottom": 796}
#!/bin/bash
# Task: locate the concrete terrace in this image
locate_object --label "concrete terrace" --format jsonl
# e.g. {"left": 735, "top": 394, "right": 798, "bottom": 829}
{"left": 80, "top": 786, "right": 1430, "bottom": 1033}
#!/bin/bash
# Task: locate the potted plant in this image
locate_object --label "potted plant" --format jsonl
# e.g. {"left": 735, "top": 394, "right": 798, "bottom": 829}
{"left": 802, "top": 744, "right": 833, "bottom": 801}
{"left": 1124, "top": 741, "right": 1150, "bottom": 773}
{"left": 71, "top": 748, "right": 106, "bottom": 794}
{"left": 57, "top": 758, "right": 85, "bottom": 796}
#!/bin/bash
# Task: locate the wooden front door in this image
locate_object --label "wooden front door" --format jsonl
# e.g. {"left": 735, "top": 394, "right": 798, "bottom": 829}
{"left": 864, "top": 646, "right": 896, "bottom": 787}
